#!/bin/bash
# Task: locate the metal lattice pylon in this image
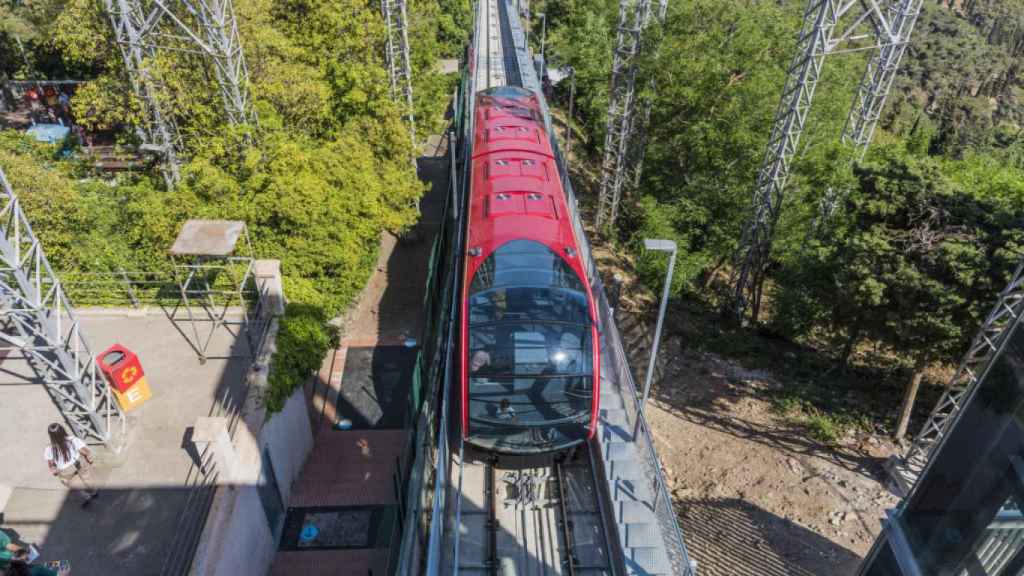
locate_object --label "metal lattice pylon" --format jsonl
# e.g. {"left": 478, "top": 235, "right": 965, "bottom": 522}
{"left": 0, "top": 168, "right": 125, "bottom": 447}
{"left": 103, "top": 0, "right": 257, "bottom": 187}
{"left": 732, "top": 0, "right": 924, "bottom": 322}
{"left": 596, "top": 0, "right": 652, "bottom": 229}
{"left": 818, "top": 0, "right": 923, "bottom": 221}
{"left": 625, "top": 0, "right": 668, "bottom": 196}
{"left": 382, "top": 0, "right": 416, "bottom": 146}
{"left": 890, "top": 257, "right": 1024, "bottom": 495}
{"left": 104, "top": 0, "right": 183, "bottom": 188}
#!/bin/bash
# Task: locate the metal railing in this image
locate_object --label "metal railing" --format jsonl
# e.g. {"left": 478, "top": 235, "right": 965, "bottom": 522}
{"left": 159, "top": 443, "right": 220, "bottom": 576}
{"left": 594, "top": 278, "right": 695, "bottom": 575}
{"left": 60, "top": 269, "right": 177, "bottom": 307}
{"left": 955, "top": 508, "right": 1024, "bottom": 576}
{"left": 156, "top": 268, "right": 277, "bottom": 575}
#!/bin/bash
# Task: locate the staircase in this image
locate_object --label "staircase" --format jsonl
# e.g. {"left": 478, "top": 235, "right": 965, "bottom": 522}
{"left": 597, "top": 381, "right": 673, "bottom": 575}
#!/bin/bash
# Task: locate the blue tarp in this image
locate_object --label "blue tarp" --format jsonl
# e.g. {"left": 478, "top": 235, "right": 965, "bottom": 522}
{"left": 26, "top": 123, "right": 70, "bottom": 144}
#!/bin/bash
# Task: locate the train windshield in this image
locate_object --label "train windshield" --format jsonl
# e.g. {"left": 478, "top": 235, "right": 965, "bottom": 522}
{"left": 467, "top": 240, "right": 594, "bottom": 452}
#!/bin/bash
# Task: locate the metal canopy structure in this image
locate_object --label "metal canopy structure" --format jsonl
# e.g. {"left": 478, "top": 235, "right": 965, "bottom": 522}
{"left": 103, "top": 0, "right": 256, "bottom": 187}
{"left": 890, "top": 256, "right": 1024, "bottom": 496}
{"left": 169, "top": 219, "right": 256, "bottom": 363}
{"left": 0, "top": 168, "right": 125, "bottom": 447}
{"left": 595, "top": 0, "right": 668, "bottom": 229}
{"left": 382, "top": 0, "right": 416, "bottom": 146}
{"left": 731, "top": 0, "right": 924, "bottom": 322}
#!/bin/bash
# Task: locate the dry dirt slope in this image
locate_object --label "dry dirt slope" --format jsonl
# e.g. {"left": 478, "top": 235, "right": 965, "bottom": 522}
{"left": 603, "top": 261, "right": 901, "bottom": 576}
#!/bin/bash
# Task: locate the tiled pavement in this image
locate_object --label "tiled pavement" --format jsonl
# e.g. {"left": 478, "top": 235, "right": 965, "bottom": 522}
{"left": 274, "top": 345, "right": 408, "bottom": 575}
{"left": 270, "top": 549, "right": 387, "bottom": 576}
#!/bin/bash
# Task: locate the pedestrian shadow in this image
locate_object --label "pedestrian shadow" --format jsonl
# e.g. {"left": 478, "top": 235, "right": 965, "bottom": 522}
{"left": 678, "top": 497, "right": 864, "bottom": 576}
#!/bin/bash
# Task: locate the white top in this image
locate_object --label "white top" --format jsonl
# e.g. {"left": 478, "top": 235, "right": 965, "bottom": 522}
{"left": 44, "top": 437, "right": 86, "bottom": 471}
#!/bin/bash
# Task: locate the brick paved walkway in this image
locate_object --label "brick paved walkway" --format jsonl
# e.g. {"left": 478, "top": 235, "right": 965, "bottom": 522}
{"left": 270, "top": 147, "right": 445, "bottom": 575}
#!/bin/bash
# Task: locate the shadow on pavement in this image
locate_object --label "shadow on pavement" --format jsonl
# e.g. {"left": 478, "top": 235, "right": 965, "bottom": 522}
{"left": 5, "top": 486, "right": 191, "bottom": 574}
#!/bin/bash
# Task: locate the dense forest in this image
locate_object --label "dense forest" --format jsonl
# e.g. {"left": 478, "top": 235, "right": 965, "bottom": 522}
{"left": 541, "top": 0, "right": 1024, "bottom": 437}
{"left": 0, "top": 0, "right": 467, "bottom": 409}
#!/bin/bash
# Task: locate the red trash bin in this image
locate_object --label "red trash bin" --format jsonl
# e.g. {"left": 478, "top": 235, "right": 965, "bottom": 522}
{"left": 98, "top": 344, "right": 152, "bottom": 411}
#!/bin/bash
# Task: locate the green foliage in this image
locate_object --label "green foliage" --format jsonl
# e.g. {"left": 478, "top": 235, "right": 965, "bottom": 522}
{"left": 884, "top": 2, "right": 1024, "bottom": 156}
{"left": 630, "top": 0, "right": 847, "bottom": 287}
{"left": 265, "top": 304, "right": 338, "bottom": 413}
{"left": 774, "top": 144, "right": 1024, "bottom": 366}
{"left": 546, "top": 0, "right": 614, "bottom": 141}
{"left": 436, "top": 0, "right": 472, "bottom": 57}
{"left": 0, "top": 0, "right": 460, "bottom": 412}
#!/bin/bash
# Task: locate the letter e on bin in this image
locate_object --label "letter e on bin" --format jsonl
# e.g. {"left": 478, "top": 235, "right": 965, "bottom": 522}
{"left": 98, "top": 344, "right": 152, "bottom": 411}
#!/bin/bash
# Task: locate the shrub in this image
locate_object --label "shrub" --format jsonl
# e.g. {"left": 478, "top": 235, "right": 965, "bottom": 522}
{"left": 264, "top": 303, "right": 338, "bottom": 413}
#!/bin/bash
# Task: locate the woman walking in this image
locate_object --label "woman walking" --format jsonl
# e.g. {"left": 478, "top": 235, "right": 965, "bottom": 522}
{"left": 44, "top": 424, "right": 98, "bottom": 508}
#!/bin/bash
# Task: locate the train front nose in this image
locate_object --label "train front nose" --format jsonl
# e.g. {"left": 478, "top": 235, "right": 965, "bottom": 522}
{"left": 464, "top": 240, "right": 595, "bottom": 454}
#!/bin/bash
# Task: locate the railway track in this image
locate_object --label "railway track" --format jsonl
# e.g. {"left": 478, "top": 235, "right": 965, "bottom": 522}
{"left": 453, "top": 446, "right": 613, "bottom": 576}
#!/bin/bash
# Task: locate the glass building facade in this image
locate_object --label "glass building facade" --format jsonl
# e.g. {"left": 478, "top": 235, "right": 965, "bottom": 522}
{"left": 861, "top": 318, "right": 1024, "bottom": 576}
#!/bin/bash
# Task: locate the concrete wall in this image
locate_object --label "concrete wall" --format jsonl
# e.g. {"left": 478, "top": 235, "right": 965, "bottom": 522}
{"left": 190, "top": 385, "right": 312, "bottom": 576}
{"left": 193, "top": 483, "right": 276, "bottom": 576}
{"left": 189, "top": 260, "right": 315, "bottom": 576}
{"left": 261, "top": 388, "right": 313, "bottom": 509}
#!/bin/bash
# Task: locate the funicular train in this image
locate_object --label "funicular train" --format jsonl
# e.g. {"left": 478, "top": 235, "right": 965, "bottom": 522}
{"left": 458, "top": 85, "right": 601, "bottom": 454}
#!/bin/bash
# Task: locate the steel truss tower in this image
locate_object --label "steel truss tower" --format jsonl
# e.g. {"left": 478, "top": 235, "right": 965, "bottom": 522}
{"left": 890, "top": 258, "right": 1024, "bottom": 495}
{"left": 0, "top": 168, "right": 125, "bottom": 446}
{"left": 624, "top": 0, "right": 667, "bottom": 198}
{"left": 103, "top": 0, "right": 256, "bottom": 187}
{"left": 596, "top": 0, "right": 667, "bottom": 229}
{"left": 732, "top": 0, "right": 923, "bottom": 322}
{"left": 382, "top": 0, "right": 416, "bottom": 146}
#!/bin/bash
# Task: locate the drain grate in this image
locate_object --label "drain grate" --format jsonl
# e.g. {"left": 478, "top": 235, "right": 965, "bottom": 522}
{"left": 279, "top": 506, "right": 396, "bottom": 551}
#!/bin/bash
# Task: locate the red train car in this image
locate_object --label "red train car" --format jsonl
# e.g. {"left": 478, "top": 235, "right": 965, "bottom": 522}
{"left": 460, "top": 86, "right": 600, "bottom": 453}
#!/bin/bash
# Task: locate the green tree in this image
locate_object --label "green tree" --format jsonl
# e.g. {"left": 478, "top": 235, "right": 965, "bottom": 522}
{"left": 774, "top": 145, "right": 1024, "bottom": 437}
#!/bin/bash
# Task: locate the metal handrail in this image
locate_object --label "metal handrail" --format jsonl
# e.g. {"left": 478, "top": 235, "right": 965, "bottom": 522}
{"left": 426, "top": 73, "right": 472, "bottom": 573}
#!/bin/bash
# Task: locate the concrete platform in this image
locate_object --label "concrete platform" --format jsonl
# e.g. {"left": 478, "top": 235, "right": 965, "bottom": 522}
{"left": 0, "top": 311, "right": 250, "bottom": 574}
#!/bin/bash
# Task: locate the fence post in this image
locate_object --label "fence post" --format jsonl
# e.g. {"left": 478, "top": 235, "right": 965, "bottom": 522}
{"left": 119, "top": 268, "right": 140, "bottom": 308}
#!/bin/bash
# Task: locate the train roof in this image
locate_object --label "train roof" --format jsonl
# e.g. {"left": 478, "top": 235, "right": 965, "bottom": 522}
{"left": 466, "top": 89, "right": 588, "bottom": 295}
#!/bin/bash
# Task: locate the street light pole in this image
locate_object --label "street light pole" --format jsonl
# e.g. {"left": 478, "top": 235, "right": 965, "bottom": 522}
{"left": 563, "top": 66, "right": 575, "bottom": 160}
{"left": 641, "top": 239, "right": 677, "bottom": 411}
{"left": 540, "top": 12, "right": 547, "bottom": 62}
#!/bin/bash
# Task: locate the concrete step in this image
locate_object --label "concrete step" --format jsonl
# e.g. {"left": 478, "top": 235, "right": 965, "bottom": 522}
{"left": 602, "top": 424, "right": 635, "bottom": 445}
{"left": 600, "top": 393, "right": 625, "bottom": 410}
{"left": 618, "top": 500, "right": 654, "bottom": 524}
{"left": 621, "top": 522, "right": 658, "bottom": 549}
{"left": 613, "top": 477, "right": 654, "bottom": 503}
{"left": 627, "top": 546, "right": 671, "bottom": 575}
{"left": 600, "top": 408, "right": 628, "bottom": 428}
{"left": 604, "top": 459, "right": 643, "bottom": 482}
{"left": 606, "top": 441, "right": 638, "bottom": 462}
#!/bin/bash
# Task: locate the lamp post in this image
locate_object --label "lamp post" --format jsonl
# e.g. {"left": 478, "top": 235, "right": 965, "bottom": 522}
{"left": 641, "top": 239, "right": 677, "bottom": 411}
{"left": 539, "top": 12, "right": 547, "bottom": 62}
{"left": 566, "top": 66, "right": 575, "bottom": 158}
